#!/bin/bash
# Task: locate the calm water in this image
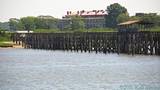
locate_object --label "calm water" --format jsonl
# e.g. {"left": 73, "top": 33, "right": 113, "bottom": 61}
{"left": 0, "top": 48, "right": 160, "bottom": 90}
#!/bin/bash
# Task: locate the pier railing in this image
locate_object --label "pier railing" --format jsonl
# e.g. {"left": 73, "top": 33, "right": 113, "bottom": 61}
{"left": 12, "top": 32, "right": 160, "bottom": 55}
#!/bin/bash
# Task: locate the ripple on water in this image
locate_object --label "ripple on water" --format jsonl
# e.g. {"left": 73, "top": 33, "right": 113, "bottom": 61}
{"left": 0, "top": 48, "right": 160, "bottom": 90}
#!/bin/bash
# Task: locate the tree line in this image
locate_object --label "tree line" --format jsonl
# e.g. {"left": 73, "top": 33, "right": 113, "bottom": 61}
{"left": 0, "top": 3, "right": 160, "bottom": 32}
{"left": 8, "top": 15, "right": 85, "bottom": 32}
{"left": 9, "top": 16, "right": 58, "bottom": 32}
{"left": 105, "top": 3, "right": 160, "bottom": 28}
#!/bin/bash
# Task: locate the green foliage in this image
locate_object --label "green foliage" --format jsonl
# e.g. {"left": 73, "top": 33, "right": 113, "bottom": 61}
{"left": 148, "top": 26, "right": 160, "bottom": 32}
{"left": 0, "top": 22, "right": 10, "bottom": 30}
{"left": 45, "top": 18, "right": 58, "bottom": 29}
{"left": 20, "top": 16, "right": 36, "bottom": 32}
{"left": 9, "top": 19, "right": 24, "bottom": 31}
{"left": 33, "top": 29, "right": 60, "bottom": 33}
{"left": 9, "top": 16, "right": 59, "bottom": 32}
{"left": 17, "top": 21, "right": 24, "bottom": 30}
{"left": 9, "top": 20, "right": 17, "bottom": 31}
{"left": 34, "top": 29, "right": 83, "bottom": 33}
{"left": 139, "top": 26, "right": 160, "bottom": 32}
{"left": 33, "top": 28, "right": 116, "bottom": 33}
{"left": 70, "top": 16, "right": 85, "bottom": 30}
{"left": 71, "top": 28, "right": 116, "bottom": 33}
{"left": 5, "top": 3, "right": 160, "bottom": 32}
{"left": 129, "top": 16, "right": 141, "bottom": 21}
{"left": 85, "top": 28, "right": 116, "bottom": 32}
{"left": 63, "top": 16, "right": 85, "bottom": 30}
{"left": 139, "top": 14, "right": 160, "bottom": 27}
{"left": 0, "top": 42, "right": 13, "bottom": 47}
{"left": 0, "top": 30, "right": 11, "bottom": 42}
{"left": 105, "top": 3, "right": 128, "bottom": 28}
{"left": 63, "top": 24, "right": 72, "bottom": 30}
{"left": 35, "top": 17, "right": 58, "bottom": 29}
{"left": 107, "top": 3, "right": 127, "bottom": 15}
{"left": 117, "top": 13, "right": 129, "bottom": 23}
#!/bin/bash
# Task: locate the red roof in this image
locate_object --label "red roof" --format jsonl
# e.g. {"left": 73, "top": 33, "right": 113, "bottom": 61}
{"left": 66, "top": 10, "right": 107, "bottom": 16}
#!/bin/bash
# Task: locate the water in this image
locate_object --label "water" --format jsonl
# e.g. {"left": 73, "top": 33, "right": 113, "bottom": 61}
{"left": 0, "top": 48, "right": 160, "bottom": 90}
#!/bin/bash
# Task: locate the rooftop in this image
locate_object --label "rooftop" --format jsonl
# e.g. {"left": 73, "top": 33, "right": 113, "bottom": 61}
{"left": 65, "top": 10, "right": 107, "bottom": 17}
{"left": 118, "top": 20, "right": 140, "bottom": 26}
{"left": 118, "top": 20, "right": 154, "bottom": 26}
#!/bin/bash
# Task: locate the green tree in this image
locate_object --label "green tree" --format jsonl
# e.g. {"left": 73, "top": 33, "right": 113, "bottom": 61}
{"left": 70, "top": 16, "right": 85, "bottom": 30}
{"left": 9, "top": 18, "right": 24, "bottom": 31}
{"left": 20, "top": 16, "right": 36, "bottom": 32}
{"left": 35, "top": 16, "right": 58, "bottom": 29}
{"left": 117, "top": 13, "right": 129, "bottom": 23}
{"left": 34, "top": 18, "right": 45, "bottom": 29}
{"left": 17, "top": 21, "right": 24, "bottom": 30}
{"left": 0, "top": 22, "right": 10, "bottom": 30}
{"left": 129, "top": 16, "right": 141, "bottom": 21}
{"left": 140, "top": 14, "right": 160, "bottom": 27}
{"left": 105, "top": 3, "right": 128, "bottom": 28}
{"left": 62, "top": 16, "right": 84, "bottom": 30}
{"left": 44, "top": 18, "right": 58, "bottom": 29}
{"left": 9, "top": 18, "right": 19, "bottom": 31}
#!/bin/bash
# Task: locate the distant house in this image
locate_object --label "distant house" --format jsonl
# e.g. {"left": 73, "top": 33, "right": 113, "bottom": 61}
{"left": 58, "top": 10, "right": 107, "bottom": 29}
{"left": 118, "top": 20, "right": 154, "bottom": 32}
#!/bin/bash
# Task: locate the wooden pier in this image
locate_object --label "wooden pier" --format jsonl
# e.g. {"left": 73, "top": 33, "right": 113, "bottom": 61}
{"left": 12, "top": 32, "right": 160, "bottom": 55}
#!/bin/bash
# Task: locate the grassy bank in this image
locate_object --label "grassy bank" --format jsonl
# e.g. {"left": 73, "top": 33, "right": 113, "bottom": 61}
{"left": 0, "top": 30, "right": 12, "bottom": 47}
{"left": 0, "top": 42, "right": 13, "bottom": 47}
{"left": 33, "top": 28, "right": 116, "bottom": 33}
{"left": 139, "top": 26, "right": 160, "bottom": 32}
{"left": 33, "top": 29, "right": 60, "bottom": 33}
{"left": 84, "top": 28, "right": 117, "bottom": 32}
{"left": 33, "top": 27, "right": 160, "bottom": 33}
{"left": 149, "top": 26, "right": 160, "bottom": 32}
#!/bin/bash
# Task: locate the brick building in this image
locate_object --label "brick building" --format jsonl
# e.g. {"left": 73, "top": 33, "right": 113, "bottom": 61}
{"left": 58, "top": 10, "right": 107, "bottom": 29}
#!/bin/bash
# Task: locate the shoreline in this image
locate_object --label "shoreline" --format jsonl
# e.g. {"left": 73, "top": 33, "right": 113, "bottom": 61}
{"left": 0, "top": 41, "right": 23, "bottom": 48}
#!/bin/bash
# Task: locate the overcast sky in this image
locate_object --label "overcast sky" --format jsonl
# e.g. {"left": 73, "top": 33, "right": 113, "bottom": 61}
{"left": 0, "top": 0, "right": 160, "bottom": 22}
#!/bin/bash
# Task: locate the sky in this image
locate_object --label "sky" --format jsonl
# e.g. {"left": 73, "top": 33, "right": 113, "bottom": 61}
{"left": 0, "top": 0, "right": 160, "bottom": 22}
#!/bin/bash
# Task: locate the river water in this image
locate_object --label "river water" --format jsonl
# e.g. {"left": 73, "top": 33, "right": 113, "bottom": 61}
{"left": 0, "top": 48, "right": 160, "bottom": 90}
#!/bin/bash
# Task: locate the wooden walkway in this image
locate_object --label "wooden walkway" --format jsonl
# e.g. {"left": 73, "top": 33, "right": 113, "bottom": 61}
{"left": 12, "top": 32, "right": 160, "bottom": 55}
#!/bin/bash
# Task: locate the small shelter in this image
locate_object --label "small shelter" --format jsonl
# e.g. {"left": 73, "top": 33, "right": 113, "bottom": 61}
{"left": 118, "top": 20, "right": 154, "bottom": 32}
